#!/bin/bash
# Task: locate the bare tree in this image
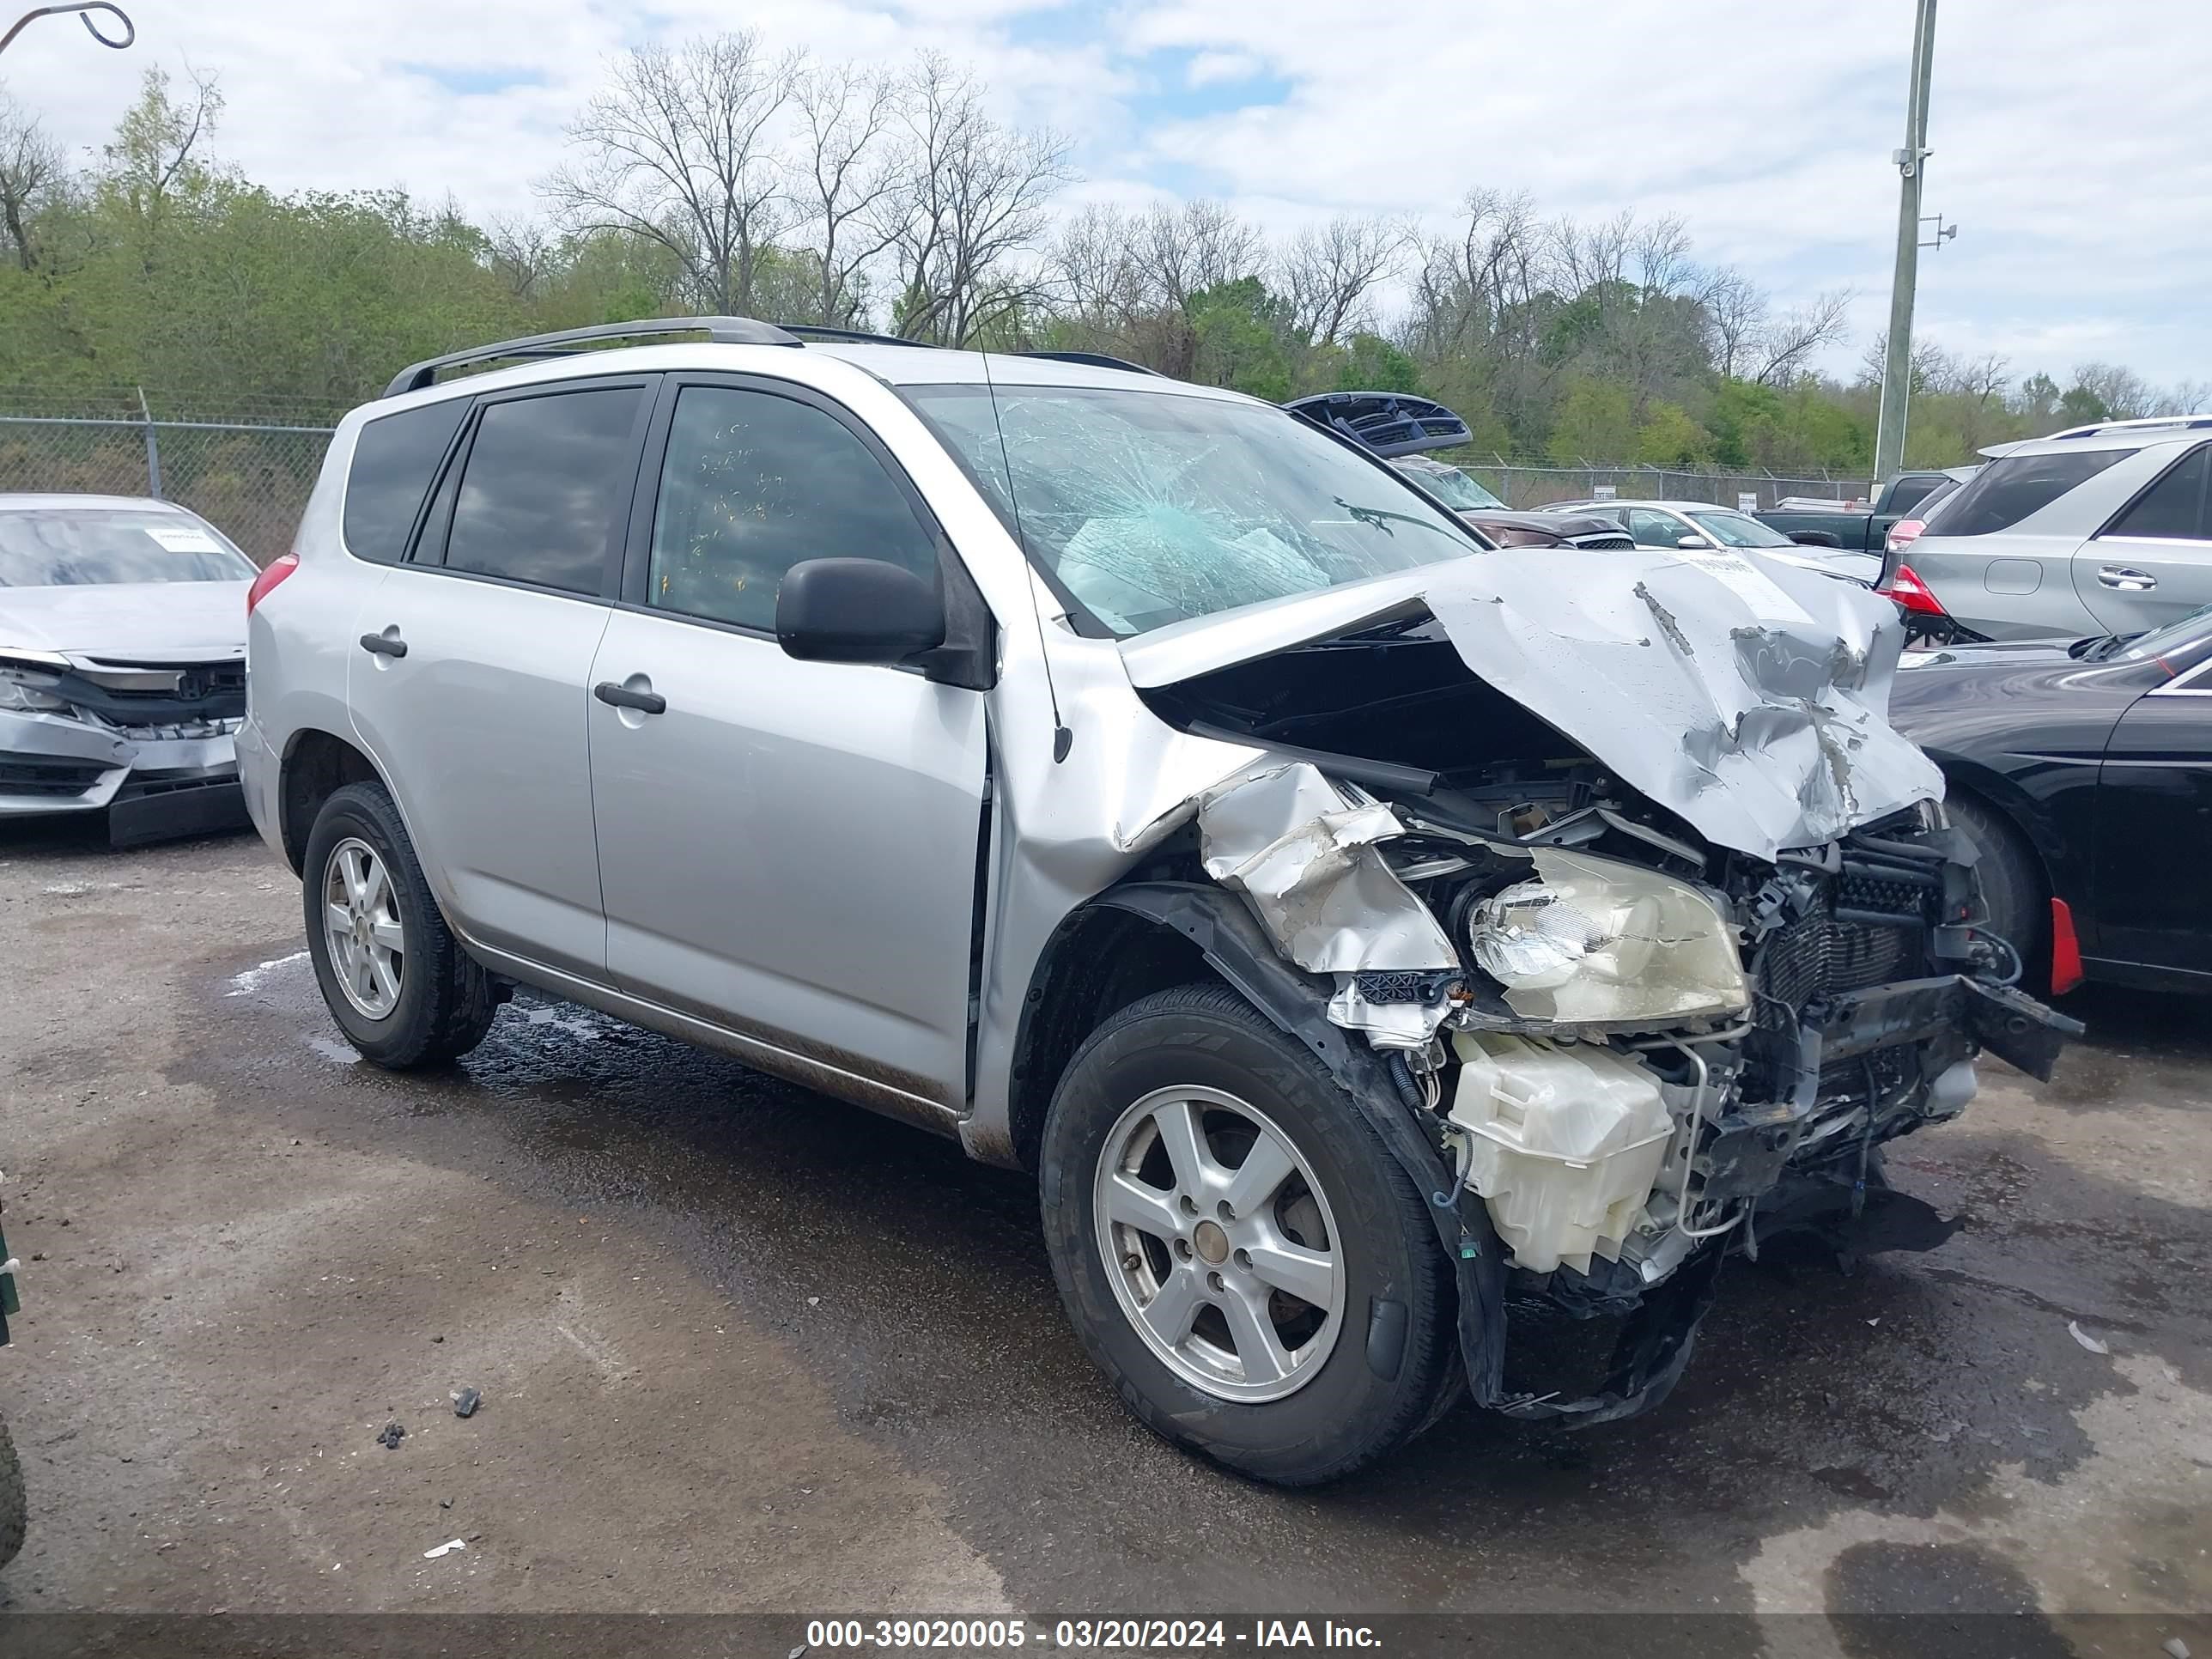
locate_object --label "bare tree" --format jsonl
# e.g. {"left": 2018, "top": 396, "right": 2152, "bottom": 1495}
{"left": 1745, "top": 288, "right": 1851, "bottom": 385}
{"left": 1699, "top": 268, "right": 1765, "bottom": 380}
{"left": 543, "top": 32, "right": 797, "bottom": 315}
{"left": 1279, "top": 213, "right": 1407, "bottom": 346}
{"left": 878, "top": 52, "right": 1072, "bottom": 346}
{"left": 0, "top": 90, "right": 64, "bottom": 271}
{"left": 1053, "top": 198, "right": 1264, "bottom": 371}
{"left": 2068, "top": 362, "right": 2154, "bottom": 420}
{"left": 483, "top": 213, "right": 560, "bottom": 300}
{"left": 790, "top": 61, "right": 901, "bottom": 326}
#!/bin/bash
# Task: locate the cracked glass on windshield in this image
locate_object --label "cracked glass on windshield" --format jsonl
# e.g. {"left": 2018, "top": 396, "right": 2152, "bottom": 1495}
{"left": 905, "top": 381, "right": 1482, "bottom": 635}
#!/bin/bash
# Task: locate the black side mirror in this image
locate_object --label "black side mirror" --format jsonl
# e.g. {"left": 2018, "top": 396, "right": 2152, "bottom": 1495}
{"left": 776, "top": 559, "right": 946, "bottom": 665}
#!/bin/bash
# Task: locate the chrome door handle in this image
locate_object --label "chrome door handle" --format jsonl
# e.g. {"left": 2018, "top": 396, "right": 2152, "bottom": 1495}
{"left": 2098, "top": 566, "right": 2157, "bottom": 591}
{"left": 593, "top": 680, "right": 665, "bottom": 715}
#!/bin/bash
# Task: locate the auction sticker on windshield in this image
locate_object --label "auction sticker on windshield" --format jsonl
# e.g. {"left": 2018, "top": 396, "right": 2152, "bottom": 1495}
{"left": 1670, "top": 546, "right": 1814, "bottom": 626}
{"left": 144, "top": 525, "right": 224, "bottom": 553}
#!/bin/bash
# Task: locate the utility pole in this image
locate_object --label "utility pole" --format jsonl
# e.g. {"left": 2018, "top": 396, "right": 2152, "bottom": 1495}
{"left": 1873, "top": 0, "right": 1939, "bottom": 485}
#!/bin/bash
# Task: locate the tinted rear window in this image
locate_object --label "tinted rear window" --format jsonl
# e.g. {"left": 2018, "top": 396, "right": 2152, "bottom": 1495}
{"left": 1932, "top": 449, "right": 2128, "bottom": 537}
{"left": 343, "top": 400, "right": 470, "bottom": 564}
{"left": 442, "top": 388, "right": 644, "bottom": 595}
{"left": 2106, "top": 446, "right": 2209, "bottom": 540}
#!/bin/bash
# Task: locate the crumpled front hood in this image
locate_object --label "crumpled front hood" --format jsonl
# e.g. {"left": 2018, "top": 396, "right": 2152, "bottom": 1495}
{"left": 1120, "top": 546, "right": 1942, "bottom": 861}
{"left": 0, "top": 580, "right": 249, "bottom": 661}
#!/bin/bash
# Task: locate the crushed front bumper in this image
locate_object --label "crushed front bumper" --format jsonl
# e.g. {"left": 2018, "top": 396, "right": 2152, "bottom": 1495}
{"left": 0, "top": 707, "right": 245, "bottom": 844}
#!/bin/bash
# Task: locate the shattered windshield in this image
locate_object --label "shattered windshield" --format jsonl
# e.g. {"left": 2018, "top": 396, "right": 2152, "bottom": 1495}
{"left": 905, "top": 381, "right": 1482, "bottom": 635}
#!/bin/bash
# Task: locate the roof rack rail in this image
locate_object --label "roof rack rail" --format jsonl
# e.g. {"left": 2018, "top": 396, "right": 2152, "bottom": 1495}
{"left": 384, "top": 316, "right": 802, "bottom": 398}
{"left": 771, "top": 323, "right": 939, "bottom": 349}
{"left": 2047, "top": 413, "right": 2212, "bottom": 441}
{"left": 1017, "top": 349, "right": 1162, "bottom": 376}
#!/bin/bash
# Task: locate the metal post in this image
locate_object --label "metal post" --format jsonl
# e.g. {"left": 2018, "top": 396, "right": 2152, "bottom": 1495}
{"left": 1873, "top": 0, "right": 1939, "bottom": 487}
{"left": 137, "top": 386, "right": 162, "bottom": 498}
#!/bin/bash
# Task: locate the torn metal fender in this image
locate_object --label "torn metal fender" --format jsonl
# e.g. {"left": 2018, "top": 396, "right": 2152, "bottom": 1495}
{"left": 1195, "top": 761, "right": 1458, "bottom": 975}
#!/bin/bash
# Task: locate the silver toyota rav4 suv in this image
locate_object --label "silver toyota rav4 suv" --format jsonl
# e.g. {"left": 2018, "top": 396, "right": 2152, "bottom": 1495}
{"left": 241, "top": 318, "right": 2075, "bottom": 1484}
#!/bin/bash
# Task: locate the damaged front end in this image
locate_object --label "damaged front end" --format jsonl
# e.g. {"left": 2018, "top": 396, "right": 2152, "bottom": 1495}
{"left": 1140, "top": 548, "right": 2081, "bottom": 1425}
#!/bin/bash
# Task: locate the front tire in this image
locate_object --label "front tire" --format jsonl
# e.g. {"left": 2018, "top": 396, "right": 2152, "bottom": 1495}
{"left": 1039, "top": 984, "right": 1455, "bottom": 1486}
{"left": 301, "top": 781, "right": 499, "bottom": 1068}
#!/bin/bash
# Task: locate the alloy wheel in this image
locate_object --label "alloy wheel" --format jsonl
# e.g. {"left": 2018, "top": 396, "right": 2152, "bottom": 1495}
{"left": 1093, "top": 1085, "right": 1345, "bottom": 1403}
{"left": 322, "top": 836, "right": 404, "bottom": 1020}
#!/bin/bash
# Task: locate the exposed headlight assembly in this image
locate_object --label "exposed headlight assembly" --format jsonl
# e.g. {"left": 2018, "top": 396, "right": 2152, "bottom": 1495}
{"left": 0, "top": 665, "right": 73, "bottom": 714}
{"left": 1467, "top": 846, "right": 1748, "bottom": 1025}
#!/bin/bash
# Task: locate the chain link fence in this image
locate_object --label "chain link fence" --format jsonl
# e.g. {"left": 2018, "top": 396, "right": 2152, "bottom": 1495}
{"left": 2, "top": 390, "right": 1876, "bottom": 567}
{"left": 0, "top": 390, "right": 343, "bottom": 566}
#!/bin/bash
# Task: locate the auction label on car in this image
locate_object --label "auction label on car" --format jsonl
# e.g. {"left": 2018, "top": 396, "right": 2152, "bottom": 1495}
{"left": 1669, "top": 546, "right": 1815, "bottom": 626}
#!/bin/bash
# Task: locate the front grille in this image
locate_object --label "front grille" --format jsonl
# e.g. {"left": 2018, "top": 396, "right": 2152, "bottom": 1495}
{"left": 1576, "top": 535, "right": 1637, "bottom": 550}
{"left": 1747, "top": 885, "right": 1923, "bottom": 1101}
{"left": 0, "top": 757, "right": 109, "bottom": 798}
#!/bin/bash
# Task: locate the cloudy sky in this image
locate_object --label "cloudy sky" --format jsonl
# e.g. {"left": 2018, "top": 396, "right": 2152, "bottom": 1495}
{"left": 10, "top": 0, "right": 2211, "bottom": 386}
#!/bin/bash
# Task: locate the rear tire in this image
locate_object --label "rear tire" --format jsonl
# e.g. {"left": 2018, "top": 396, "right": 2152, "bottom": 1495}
{"left": 1038, "top": 983, "right": 1456, "bottom": 1486}
{"left": 302, "top": 781, "right": 499, "bottom": 1068}
{"left": 0, "top": 1410, "right": 25, "bottom": 1572}
{"left": 1947, "top": 790, "right": 2045, "bottom": 987}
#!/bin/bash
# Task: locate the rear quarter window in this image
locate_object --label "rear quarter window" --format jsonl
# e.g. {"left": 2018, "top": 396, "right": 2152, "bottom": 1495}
{"left": 1931, "top": 448, "right": 2128, "bottom": 538}
{"left": 343, "top": 399, "right": 471, "bottom": 564}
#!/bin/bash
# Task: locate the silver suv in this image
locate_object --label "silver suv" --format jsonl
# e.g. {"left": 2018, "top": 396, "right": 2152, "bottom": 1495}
{"left": 241, "top": 319, "right": 2073, "bottom": 1485}
{"left": 1901, "top": 416, "right": 2212, "bottom": 640}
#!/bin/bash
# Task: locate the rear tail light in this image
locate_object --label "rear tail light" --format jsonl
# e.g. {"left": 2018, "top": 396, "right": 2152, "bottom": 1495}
{"left": 246, "top": 552, "right": 300, "bottom": 616}
{"left": 1886, "top": 518, "right": 1926, "bottom": 553}
{"left": 1877, "top": 561, "right": 1949, "bottom": 618}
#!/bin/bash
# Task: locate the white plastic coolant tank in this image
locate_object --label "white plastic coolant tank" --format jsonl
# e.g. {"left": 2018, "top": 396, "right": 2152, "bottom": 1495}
{"left": 1448, "top": 1031, "right": 1674, "bottom": 1275}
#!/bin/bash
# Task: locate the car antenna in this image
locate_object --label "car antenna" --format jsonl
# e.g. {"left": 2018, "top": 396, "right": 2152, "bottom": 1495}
{"left": 979, "top": 345, "right": 1073, "bottom": 763}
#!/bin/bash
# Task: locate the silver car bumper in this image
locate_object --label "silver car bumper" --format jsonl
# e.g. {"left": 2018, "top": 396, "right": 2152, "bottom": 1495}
{"left": 0, "top": 708, "right": 245, "bottom": 840}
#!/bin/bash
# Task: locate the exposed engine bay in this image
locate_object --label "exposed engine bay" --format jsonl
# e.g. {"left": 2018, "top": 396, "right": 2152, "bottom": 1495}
{"left": 1135, "top": 604, "right": 2080, "bottom": 1424}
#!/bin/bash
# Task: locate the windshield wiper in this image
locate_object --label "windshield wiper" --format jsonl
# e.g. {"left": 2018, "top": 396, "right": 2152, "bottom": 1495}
{"left": 1334, "top": 497, "right": 1449, "bottom": 537}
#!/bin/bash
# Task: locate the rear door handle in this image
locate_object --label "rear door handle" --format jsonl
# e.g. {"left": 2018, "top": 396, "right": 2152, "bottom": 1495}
{"left": 594, "top": 680, "right": 666, "bottom": 715}
{"left": 2097, "top": 566, "right": 2157, "bottom": 590}
{"left": 358, "top": 631, "right": 408, "bottom": 658}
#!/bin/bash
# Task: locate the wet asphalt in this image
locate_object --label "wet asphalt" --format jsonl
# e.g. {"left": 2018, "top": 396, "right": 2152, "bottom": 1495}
{"left": 0, "top": 820, "right": 2206, "bottom": 1642}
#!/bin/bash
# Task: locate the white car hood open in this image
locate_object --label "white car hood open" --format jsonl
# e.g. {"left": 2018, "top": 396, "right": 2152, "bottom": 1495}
{"left": 0, "top": 580, "right": 249, "bottom": 661}
{"left": 1119, "top": 544, "right": 1942, "bottom": 862}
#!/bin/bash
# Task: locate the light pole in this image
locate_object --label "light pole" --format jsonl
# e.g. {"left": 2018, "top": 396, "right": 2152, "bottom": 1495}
{"left": 1872, "top": 0, "right": 1939, "bottom": 486}
{"left": 0, "top": 2, "right": 132, "bottom": 59}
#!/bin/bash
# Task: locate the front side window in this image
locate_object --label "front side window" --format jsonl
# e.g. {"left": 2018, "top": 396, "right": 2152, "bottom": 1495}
{"left": 1932, "top": 448, "right": 2128, "bottom": 538}
{"left": 1687, "top": 509, "right": 1794, "bottom": 550}
{"left": 1627, "top": 508, "right": 1685, "bottom": 547}
{"left": 645, "top": 386, "right": 939, "bottom": 633}
{"left": 344, "top": 399, "right": 470, "bottom": 565}
{"left": 443, "top": 386, "right": 644, "bottom": 595}
{"left": 0, "top": 509, "right": 255, "bottom": 586}
{"left": 2105, "top": 447, "right": 2209, "bottom": 541}
{"left": 906, "top": 383, "right": 1480, "bottom": 635}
